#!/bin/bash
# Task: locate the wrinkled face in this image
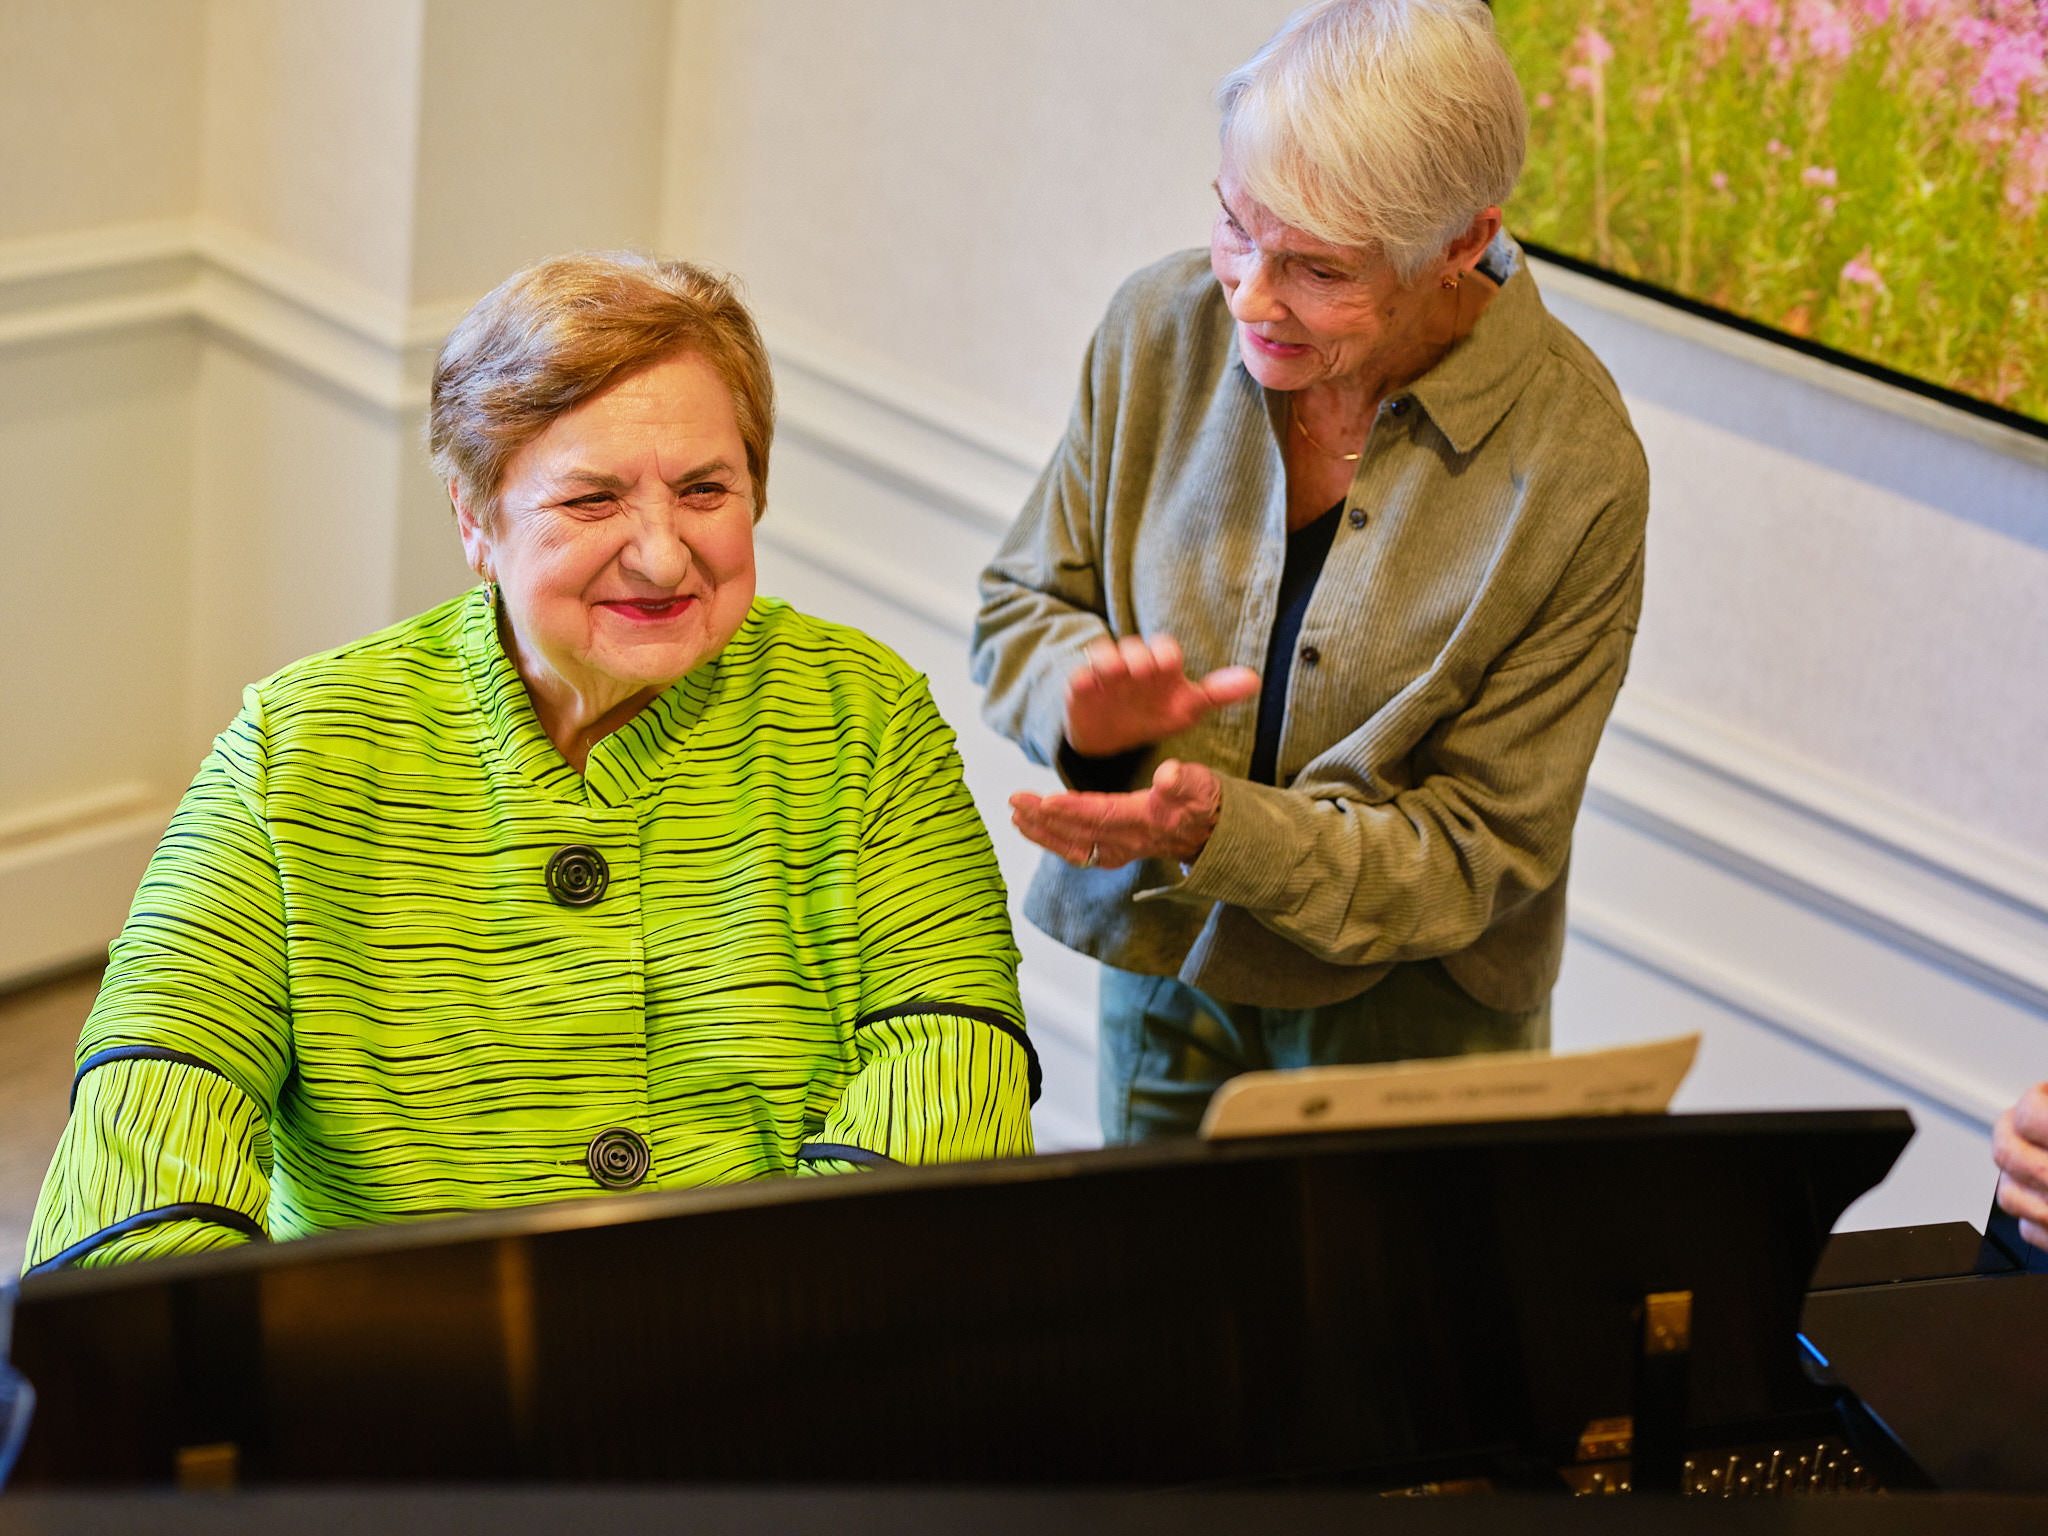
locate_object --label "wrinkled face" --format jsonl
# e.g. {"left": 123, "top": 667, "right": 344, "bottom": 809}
{"left": 457, "top": 352, "right": 757, "bottom": 707}
{"left": 1209, "top": 157, "right": 1440, "bottom": 392}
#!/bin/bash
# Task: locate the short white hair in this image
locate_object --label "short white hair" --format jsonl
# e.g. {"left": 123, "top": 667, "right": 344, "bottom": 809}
{"left": 1218, "top": 0, "right": 1528, "bottom": 286}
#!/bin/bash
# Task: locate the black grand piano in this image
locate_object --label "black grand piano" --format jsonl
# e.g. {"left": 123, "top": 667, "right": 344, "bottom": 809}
{"left": 4, "top": 1108, "right": 2046, "bottom": 1505}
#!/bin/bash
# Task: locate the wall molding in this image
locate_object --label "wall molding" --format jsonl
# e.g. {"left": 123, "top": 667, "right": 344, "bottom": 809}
{"left": 1591, "top": 694, "right": 2048, "bottom": 1023}
{"left": 1568, "top": 895, "right": 2010, "bottom": 1129}
{"left": 0, "top": 220, "right": 450, "bottom": 413}
{"left": 766, "top": 326, "right": 1048, "bottom": 532}
{"left": 8, "top": 223, "right": 2040, "bottom": 472}
{"left": 0, "top": 785, "right": 173, "bottom": 989}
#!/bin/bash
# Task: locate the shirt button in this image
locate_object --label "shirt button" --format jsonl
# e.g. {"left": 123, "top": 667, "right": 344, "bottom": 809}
{"left": 587, "top": 1128, "right": 650, "bottom": 1190}
{"left": 546, "top": 846, "right": 609, "bottom": 907}
{"left": 1347, "top": 507, "right": 1367, "bottom": 530}
{"left": 1300, "top": 644, "right": 1322, "bottom": 667}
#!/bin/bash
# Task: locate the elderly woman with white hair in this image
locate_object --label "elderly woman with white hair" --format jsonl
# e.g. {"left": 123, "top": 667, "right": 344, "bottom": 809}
{"left": 972, "top": 0, "right": 1648, "bottom": 1141}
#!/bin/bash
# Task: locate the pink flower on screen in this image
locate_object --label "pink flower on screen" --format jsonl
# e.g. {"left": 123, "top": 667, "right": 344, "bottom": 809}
{"left": 1840, "top": 251, "right": 1885, "bottom": 289}
{"left": 1819, "top": 193, "right": 1838, "bottom": 213}
{"left": 1566, "top": 64, "right": 1597, "bottom": 92}
{"left": 1691, "top": 0, "right": 1778, "bottom": 56}
{"left": 1795, "top": 0, "right": 1856, "bottom": 59}
{"left": 1767, "top": 137, "right": 1789, "bottom": 156}
{"left": 1802, "top": 164, "right": 1839, "bottom": 186}
{"left": 1901, "top": 0, "right": 1940, "bottom": 23}
{"left": 1711, "top": 170, "right": 1731, "bottom": 190}
{"left": 1578, "top": 25, "right": 1615, "bottom": 66}
{"left": 1691, "top": 0, "right": 1740, "bottom": 43}
{"left": 1951, "top": 17, "right": 1996, "bottom": 51}
{"left": 2007, "top": 129, "right": 2048, "bottom": 214}
{"left": 1535, "top": 91, "right": 1556, "bottom": 109}
{"left": 1972, "top": 32, "right": 2048, "bottom": 116}
{"left": 1857, "top": 0, "right": 1890, "bottom": 23}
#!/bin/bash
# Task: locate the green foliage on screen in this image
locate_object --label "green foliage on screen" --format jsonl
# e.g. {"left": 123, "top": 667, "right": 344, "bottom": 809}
{"left": 1499, "top": 0, "right": 2047, "bottom": 425}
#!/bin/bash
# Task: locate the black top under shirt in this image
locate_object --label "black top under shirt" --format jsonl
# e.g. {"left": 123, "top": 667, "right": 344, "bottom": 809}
{"left": 1247, "top": 500, "right": 1344, "bottom": 786}
{"left": 1059, "top": 499, "right": 1346, "bottom": 793}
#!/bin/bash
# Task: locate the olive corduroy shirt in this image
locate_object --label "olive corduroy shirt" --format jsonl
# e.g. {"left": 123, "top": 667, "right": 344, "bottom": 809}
{"left": 971, "top": 244, "right": 1649, "bottom": 1012}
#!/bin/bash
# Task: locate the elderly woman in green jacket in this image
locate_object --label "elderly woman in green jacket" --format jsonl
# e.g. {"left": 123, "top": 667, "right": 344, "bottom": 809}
{"left": 972, "top": 0, "right": 1648, "bottom": 1141}
{"left": 27, "top": 253, "right": 1035, "bottom": 1276}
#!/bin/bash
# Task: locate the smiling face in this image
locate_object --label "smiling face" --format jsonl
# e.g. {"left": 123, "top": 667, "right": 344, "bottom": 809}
{"left": 455, "top": 352, "right": 758, "bottom": 733}
{"left": 1210, "top": 157, "right": 1468, "bottom": 396}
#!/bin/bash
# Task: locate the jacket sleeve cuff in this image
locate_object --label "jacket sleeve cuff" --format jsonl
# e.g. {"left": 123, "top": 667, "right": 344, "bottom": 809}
{"left": 1175, "top": 774, "right": 1313, "bottom": 913}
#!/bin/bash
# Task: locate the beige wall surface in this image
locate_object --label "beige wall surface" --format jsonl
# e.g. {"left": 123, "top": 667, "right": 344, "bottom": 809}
{"left": 0, "top": 0, "right": 205, "bottom": 241}
{"left": 185, "top": 342, "right": 407, "bottom": 753}
{"left": 0, "top": 327, "right": 196, "bottom": 813}
{"left": 666, "top": 0, "right": 1298, "bottom": 436}
{"left": 199, "top": 0, "right": 425, "bottom": 305}
{"left": 1552, "top": 295, "right": 2048, "bottom": 861}
{"left": 411, "top": 0, "right": 670, "bottom": 307}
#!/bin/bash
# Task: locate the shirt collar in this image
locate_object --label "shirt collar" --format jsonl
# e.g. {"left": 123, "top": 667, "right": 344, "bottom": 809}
{"left": 1405, "top": 236, "right": 1549, "bottom": 457}
{"left": 1226, "top": 234, "right": 1551, "bottom": 460}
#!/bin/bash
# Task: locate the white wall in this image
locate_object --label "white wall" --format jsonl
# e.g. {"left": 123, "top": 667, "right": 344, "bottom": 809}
{"left": 3, "top": 0, "right": 2042, "bottom": 1232}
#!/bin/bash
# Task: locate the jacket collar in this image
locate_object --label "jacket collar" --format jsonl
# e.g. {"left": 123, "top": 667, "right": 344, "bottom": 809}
{"left": 456, "top": 584, "right": 736, "bottom": 806}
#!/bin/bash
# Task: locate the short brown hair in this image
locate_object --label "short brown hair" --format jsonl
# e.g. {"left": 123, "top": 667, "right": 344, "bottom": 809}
{"left": 428, "top": 252, "right": 775, "bottom": 526}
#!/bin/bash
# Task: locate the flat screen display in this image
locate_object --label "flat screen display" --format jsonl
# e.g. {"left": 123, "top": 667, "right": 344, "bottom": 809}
{"left": 1498, "top": 0, "right": 2048, "bottom": 435}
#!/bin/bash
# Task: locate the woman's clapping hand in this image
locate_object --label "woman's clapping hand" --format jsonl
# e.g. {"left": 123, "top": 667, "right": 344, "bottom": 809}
{"left": 1010, "top": 758, "right": 1223, "bottom": 871}
{"left": 1063, "top": 634, "right": 1259, "bottom": 759}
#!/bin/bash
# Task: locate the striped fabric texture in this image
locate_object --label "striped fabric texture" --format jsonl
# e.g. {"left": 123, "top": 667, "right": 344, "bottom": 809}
{"left": 26, "top": 589, "right": 1032, "bottom": 1273}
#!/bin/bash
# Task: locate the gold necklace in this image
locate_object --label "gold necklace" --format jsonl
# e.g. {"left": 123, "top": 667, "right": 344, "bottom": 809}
{"left": 1290, "top": 398, "right": 1362, "bottom": 462}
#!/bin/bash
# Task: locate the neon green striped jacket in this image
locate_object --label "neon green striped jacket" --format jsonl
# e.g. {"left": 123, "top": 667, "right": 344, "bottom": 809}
{"left": 25, "top": 589, "right": 1033, "bottom": 1274}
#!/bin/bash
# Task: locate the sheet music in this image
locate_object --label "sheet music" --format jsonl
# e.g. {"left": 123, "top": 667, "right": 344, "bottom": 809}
{"left": 1199, "top": 1034, "right": 1700, "bottom": 1140}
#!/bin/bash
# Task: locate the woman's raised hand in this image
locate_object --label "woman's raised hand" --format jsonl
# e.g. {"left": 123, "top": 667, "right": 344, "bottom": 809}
{"left": 1064, "top": 634, "right": 1260, "bottom": 758}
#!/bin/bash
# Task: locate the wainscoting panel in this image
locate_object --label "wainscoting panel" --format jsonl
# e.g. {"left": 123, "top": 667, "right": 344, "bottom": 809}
{"left": 0, "top": 221, "right": 441, "bottom": 988}
{"left": 0, "top": 789, "right": 171, "bottom": 988}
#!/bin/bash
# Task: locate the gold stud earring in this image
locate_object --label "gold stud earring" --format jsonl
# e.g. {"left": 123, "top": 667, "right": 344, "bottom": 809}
{"left": 1441, "top": 273, "right": 1461, "bottom": 291}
